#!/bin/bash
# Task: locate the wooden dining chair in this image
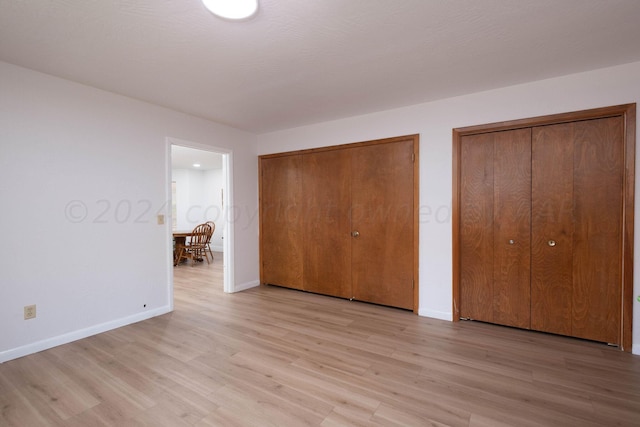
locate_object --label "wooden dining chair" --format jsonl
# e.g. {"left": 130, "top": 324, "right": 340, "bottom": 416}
{"left": 205, "top": 221, "right": 216, "bottom": 261}
{"left": 175, "top": 223, "right": 211, "bottom": 266}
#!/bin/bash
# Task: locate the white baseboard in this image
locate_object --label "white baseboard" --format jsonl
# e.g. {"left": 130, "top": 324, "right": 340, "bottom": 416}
{"left": 0, "top": 305, "right": 172, "bottom": 364}
{"left": 632, "top": 343, "right": 640, "bottom": 356}
{"left": 231, "top": 280, "right": 260, "bottom": 293}
{"left": 418, "top": 308, "right": 453, "bottom": 321}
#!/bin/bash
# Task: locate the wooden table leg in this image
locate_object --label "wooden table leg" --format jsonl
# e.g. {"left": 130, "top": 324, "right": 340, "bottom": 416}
{"left": 174, "top": 236, "right": 186, "bottom": 266}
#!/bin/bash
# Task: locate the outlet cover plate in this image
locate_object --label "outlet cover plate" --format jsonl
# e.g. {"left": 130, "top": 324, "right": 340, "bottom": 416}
{"left": 24, "top": 304, "right": 36, "bottom": 320}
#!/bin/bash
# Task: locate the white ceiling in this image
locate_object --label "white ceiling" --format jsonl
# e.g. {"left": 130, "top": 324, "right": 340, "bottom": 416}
{"left": 1, "top": 0, "right": 640, "bottom": 133}
{"left": 172, "top": 145, "right": 223, "bottom": 170}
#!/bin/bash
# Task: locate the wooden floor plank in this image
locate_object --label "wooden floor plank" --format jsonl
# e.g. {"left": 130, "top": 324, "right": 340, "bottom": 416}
{"left": 1, "top": 252, "right": 639, "bottom": 426}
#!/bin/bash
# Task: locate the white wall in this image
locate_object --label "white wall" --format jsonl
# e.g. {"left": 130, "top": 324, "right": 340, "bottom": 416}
{"left": 257, "top": 61, "right": 640, "bottom": 355}
{"left": 204, "top": 168, "right": 225, "bottom": 251}
{"left": 173, "top": 167, "right": 225, "bottom": 251}
{"left": 172, "top": 168, "right": 191, "bottom": 230}
{"left": 0, "top": 61, "right": 259, "bottom": 362}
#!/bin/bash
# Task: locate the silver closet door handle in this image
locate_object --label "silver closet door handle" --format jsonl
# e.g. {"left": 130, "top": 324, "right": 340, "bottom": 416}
{"left": 351, "top": 231, "right": 360, "bottom": 238}
{"left": 548, "top": 240, "right": 556, "bottom": 247}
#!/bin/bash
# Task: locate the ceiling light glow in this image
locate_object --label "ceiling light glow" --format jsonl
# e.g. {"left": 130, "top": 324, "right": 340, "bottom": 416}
{"left": 202, "top": 0, "right": 258, "bottom": 20}
{"left": 193, "top": 163, "right": 201, "bottom": 168}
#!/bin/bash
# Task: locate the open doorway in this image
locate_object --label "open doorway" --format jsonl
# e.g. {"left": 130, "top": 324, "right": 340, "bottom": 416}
{"left": 167, "top": 138, "right": 234, "bottom": 297}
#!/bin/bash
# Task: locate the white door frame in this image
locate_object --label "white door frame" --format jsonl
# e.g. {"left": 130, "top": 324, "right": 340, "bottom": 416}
{"left": 166, "top": 137, "right": 235, "bottom": 304}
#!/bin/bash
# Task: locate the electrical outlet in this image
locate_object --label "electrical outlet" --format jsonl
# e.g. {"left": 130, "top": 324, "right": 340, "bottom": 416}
{"left": 24, "top": 304, "right": 36, "bottom": 320}
{"left": 157, "top": 214, "right": 165, "bottom": 225}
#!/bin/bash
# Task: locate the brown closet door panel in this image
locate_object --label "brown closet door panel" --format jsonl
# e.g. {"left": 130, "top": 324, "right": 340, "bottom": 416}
{"left": 572, "top": 117, "right": 624, "bottom": 344}
{"left": 302, "top": 150, "right": 352, "bottom": 298}
{"left": 459, "top": 134, "right": 495, "bottom": 322}
{"left": 260, "top": 155, "right": 304, "bottom": 289}
{"left": 492, "top": 129, "right": 532, "bottom": 329}
{"left": 351, "top": 140, "right": 414, "bottom": 310}
{"left": 531, "top": 125, "right": 574, "bottom": 335}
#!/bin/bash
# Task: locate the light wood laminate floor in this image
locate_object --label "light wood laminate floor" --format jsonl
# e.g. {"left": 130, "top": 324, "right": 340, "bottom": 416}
{"left": 1, "top": 253, "right": 639, "bottom": 426}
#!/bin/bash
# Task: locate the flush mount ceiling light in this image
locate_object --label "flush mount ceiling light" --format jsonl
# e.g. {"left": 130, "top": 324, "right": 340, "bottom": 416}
{"left": 202, "top": 0, "right": 259, "bottom": 20}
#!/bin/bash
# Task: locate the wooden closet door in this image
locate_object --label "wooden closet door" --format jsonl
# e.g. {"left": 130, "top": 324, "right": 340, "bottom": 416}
{"left": 302, "top": 150, "right": 352, "bottom": 298}
{"left": 572, "top": 117, "right": 623, "bottom": 344}
{"left": 455, "top": 104, "right": 634, "bottom": 349}
{"left": 460, "top": 119, "right": 624, "bottom": 342}
{"left": 532, "top": 118, "right": 624, "bottom": 344}
{"left": 260, "top": 155, "right": 304, "bottom": 289}
{"left": 351, "top": 140, "right": 415, "bottom": 310}
{"left": 459, "top": 133, "right": 495, "bottom": 322}
{"left": 459, "top": 129, "right": 531, "bottom": 328}
{"left": 531, "top": 124, "right": 574, "bottom": 335}
{"left": 492, "top": 129, "right": 532, "bottom": 329}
